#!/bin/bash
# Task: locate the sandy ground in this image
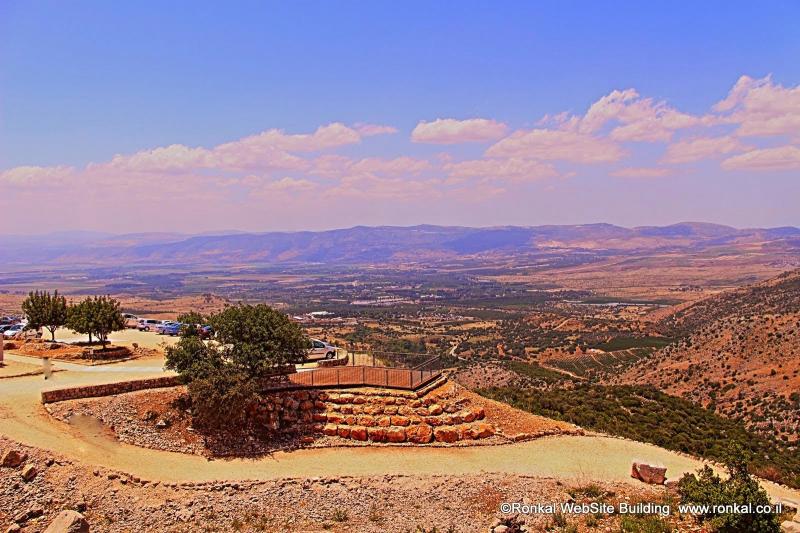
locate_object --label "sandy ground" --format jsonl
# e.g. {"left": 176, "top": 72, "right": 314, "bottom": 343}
{"left": 0, "top": 353, "right": 797, "bottom": 506}
{"left": 0, "top": 359, "right": 42, "bottom": 378}
{"left": 53, "top": 327, "right": 178, "bottom": 350}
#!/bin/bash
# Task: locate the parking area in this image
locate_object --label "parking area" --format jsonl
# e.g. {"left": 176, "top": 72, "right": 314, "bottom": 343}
{"left": 53, "top": 327, "right": 179, "bottom": 350}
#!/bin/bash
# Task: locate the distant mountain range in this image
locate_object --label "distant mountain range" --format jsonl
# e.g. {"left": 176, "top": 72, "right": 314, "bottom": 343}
{"left": 2, "top": 222, "right": 799, "bottom": 268}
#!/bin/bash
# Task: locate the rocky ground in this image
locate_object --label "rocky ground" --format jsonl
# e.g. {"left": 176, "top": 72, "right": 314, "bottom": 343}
{"left": 0, "top": 436, "right": 701, "bottom": 533}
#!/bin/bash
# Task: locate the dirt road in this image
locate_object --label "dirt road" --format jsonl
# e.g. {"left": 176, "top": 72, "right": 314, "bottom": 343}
{"left": 1, "top": 353, "right": 798, "bottom": 503}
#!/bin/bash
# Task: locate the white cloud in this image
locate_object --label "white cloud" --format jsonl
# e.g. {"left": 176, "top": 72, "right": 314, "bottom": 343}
{"left": 411, "top": 118, "right": 508, "bottom": 144}
{"left": 721, "top": 145, "right": 800, "bottom": 171}
{"left": 661, "top": 136, "right": 751, "bottom": 164}
{"left": 486, "top": 129, "right": 626, "bottom": 163}
{"left": 713, "top": 75, "right": 800, "bottom": 138}
{"left": 445, "top": 158, "right": 558, "bottom": 181}
{"left": 610, "top": 166, "right": 670, "bottom": 178}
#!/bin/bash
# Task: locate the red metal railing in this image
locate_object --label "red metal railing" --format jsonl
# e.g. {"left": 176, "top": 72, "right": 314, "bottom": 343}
{"left": 270, "top": 356, "right": 442, "bottom": 391}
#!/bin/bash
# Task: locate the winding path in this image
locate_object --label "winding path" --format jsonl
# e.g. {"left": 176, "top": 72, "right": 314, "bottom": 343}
{"left": 1, "top": 353, "right": 798, "bottom": 503}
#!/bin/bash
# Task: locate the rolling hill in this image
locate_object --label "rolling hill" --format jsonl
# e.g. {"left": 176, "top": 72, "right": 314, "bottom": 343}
{"left": 2, "top": 222, "right": 799, "bottom": 268}
{"left": 612, "top": 269, "right": 800, "bottom": 443}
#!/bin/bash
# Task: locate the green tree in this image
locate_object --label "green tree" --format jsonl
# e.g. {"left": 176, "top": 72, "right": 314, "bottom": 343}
{"left": 21, "top": 290, "right": 68, "bottom": 341}
{"left": 176, "top": 311, "right": 206, "bottom": 336}
{"left": 208, "top": 304, "right": 309, "bottom": 376}
{"left": 91, "top": 296, "right": 125, "bottom": 348}
{"left": 177, "top": 311, "right": 206, "bottom": 325}
{"left": 165, "top": 303, "right": 309, "bottom": 430}
{"left": 66, "top": 296, "right": 125, "bottom": 348}
{"left": 66, "top": 298, "right": 94, "bottom": 344}
{"left": 678, "top": 444, "right": 781, "bottom": 532}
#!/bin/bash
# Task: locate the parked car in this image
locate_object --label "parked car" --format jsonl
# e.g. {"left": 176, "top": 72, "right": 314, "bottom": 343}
{"left": 123, "top": 313, "right": 139, "bottom": 328}
{"left": 137, "top": 318, "right": 162, "bottom": 332}
{"left": 3, "top": 324, "right": 24, "bottom": 338}
{"left": 197, "top": 325, "right": 214, "bottom": 339}
{"left": 307, "top": 338, "right": 338, "bottom": 360}
{"left": 155, "top": 321, "right": 180, "bottom": 334}
{"left": 160, "top": 322, "right": 184, "bottom": 336}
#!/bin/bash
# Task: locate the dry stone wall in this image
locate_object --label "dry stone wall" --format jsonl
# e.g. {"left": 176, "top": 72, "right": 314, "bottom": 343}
{"left": 251, "top": 386, "right": 495, "bottom": 444}
{"left": 41, "top": 377, "right": 180, "bottom": 403}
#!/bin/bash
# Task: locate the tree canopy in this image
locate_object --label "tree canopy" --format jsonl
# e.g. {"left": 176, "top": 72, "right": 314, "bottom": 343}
{"left": 209, "top": 304, "right": 309, "bottom": 375}
{"left": 21, "top": 290, "right": 68, "bottom": 341}
{"left": 66, "top": 295, "right": 125, "bottom": 347}
{"left": 165, "top": 304, "right": 309, "bottom": 429}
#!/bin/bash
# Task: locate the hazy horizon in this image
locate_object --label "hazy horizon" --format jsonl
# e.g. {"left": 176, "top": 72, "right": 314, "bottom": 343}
{"left": 2, "top": 2, "right": 798, "bottom": 233}
{"left": 4, "top": 219, "right": 800, "bottom": 239}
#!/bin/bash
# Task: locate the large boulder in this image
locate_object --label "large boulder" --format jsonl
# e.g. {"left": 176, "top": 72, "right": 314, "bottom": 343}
{"left": 43, "top": 510, "right": 89, "bottom": 533}
{"left": 385, "top": 427, "right": 406, "bottom": 443}
{"left": 1, "top": 449, "right": 27, "bottom": 468}
{"left": 349, "top": 426, "right": 368, "bottom": 441}
{"left": 630, "top": 462, "right": 667, "bottom": 485}
{"left": 405, "top": 424, "right": 433, "bottom": 444}
{"left": 433, "top": 427, "right": 459, "bottom": 443}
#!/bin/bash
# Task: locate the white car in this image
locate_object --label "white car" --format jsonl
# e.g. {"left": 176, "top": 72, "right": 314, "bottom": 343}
{"left": 137, "top": 318, "right": 162, "bottom": 331}
{"left": 123, "top": 313, "right": 139, "bottom": 328}
{"left": 307, "top": 339, "right": 338, "bottom": 360}
{"left": 3, "top": 324, "right": 24, "bottom": 338}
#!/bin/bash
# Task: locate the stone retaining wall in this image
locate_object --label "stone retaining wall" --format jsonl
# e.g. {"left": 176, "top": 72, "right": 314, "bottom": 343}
{"left": 41, "top": 376, "right": 181, "bottom": 404}
{"left": 316, "top": 356, "right": 349, "bottom": 368}
{"left": 40, "top": 374, "right": 495, "bottom": 445}
{"left": 250, "top": 386, "right": 495, "bottom": 444}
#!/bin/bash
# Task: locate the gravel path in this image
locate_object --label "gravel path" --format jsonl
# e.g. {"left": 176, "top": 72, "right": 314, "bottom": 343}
{"left": 1, "top": 352, "right": 798, "bottom": 504}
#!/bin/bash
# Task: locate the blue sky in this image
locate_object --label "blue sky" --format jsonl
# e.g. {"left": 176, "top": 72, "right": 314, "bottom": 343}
{"left": 1, "top": 1, "right": 799, "bottom": 233}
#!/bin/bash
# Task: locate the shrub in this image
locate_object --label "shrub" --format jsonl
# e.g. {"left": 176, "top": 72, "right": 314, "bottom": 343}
{"left": 678, "top": 446, "right": 781, "bottom": 532}
{"left": 187, "top": 369, "right": 258, "bottom": 430}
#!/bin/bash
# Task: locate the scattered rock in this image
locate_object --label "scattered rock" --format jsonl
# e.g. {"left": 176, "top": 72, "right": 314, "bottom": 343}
{"left": 21, "top": 463, "right": 37, "bottom": 482}
{"left": 631, "top": 462, "right": 667, "bottom": 485}
{"left": 13, "top": 507, "right": 43, "bottom": 524}
{"left": 1, "top": 449, "right": 27, "bottom": 468}
{"left": 43, "top": 510, "right": 89, "bottom": 533}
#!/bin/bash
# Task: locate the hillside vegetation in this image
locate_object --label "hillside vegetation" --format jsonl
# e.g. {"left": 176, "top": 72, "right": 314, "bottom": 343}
{"left": 615, "top": 269, "right": 800, "bottom": 443}
{"left": 479, "top": 383, "right": 800, "bottom": 489}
